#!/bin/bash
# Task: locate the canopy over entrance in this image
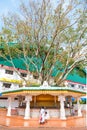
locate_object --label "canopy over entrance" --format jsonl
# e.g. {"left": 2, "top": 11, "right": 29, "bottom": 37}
{"left": 1, "top": 86, "right": 86, "bottom": 97}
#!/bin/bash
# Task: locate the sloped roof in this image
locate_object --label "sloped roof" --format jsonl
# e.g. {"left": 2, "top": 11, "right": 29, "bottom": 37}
{"left": 2, "top": 86, "right": 86, "bottom": 97}
{"left": 0, "top": 57, "right": 86, "bottom": 85}
{"left": 66, "top": 71, "right": 86, "bottom": 85}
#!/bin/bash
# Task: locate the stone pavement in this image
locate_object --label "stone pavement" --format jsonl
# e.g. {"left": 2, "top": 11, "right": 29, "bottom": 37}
{"left": 0, "top": 116, "right": 87, "bottom": 130}
{"left": 0, "top": 109, "right": 87, "bottom": 130}
{"left": 0, "top": 126, "right": 87, "bottom": 130}
{"left": 0, "top": 115, "right": 86, "bottom": 127}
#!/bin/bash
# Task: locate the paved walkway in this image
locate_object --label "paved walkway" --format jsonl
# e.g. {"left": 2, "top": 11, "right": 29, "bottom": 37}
{"left": 0, "top": 109, "right": 87, "bottom": 129}
{"left": 0, "top": 115, "right": 86, "bottom": 128}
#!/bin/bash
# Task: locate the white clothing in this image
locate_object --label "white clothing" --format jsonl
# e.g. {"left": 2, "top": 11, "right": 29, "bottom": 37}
{"left": 40, "top": 113, "right": 45, "bottom": 123}
{"left": 39, "top": 108, "right": 45, "bottom": 123}
{"left": 40, "top": 108, "right": 45, "bottom": 115}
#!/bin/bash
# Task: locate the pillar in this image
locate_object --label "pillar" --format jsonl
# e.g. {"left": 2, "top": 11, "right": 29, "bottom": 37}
{"left": 7, "top": 97, "right": 12, "bottom": 116}
{"left": 77, "top": 97, "right": 82, "bottom": 117}
{"left": 34, "top": 96, "right": 36, "bottom": 107}
{"left": 24, "top": 95, "right": 32, "bottom": 119}
{"left": 54, "top": 96, "right": 57, "bottom": 107}
{"left": 58, "top": 95, "right": 66, "bottom": 120}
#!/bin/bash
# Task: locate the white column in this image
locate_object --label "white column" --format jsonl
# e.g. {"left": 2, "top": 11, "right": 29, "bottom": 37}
{"left": 77, "top": 97, "right": 82, "bottom": 117}
{"left": 24, "top": 95, "right": 32, "bottom": 119}
{"left": 58, "top": 95, "right": 66, "bottom": 120}
{"left": 7, "top": 97, "right": 12, "bottom": 116}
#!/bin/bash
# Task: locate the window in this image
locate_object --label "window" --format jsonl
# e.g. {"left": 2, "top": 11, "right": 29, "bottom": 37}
{"left": 71, "top": 84, "right": 75, "bottom": 87}
{"left": 69, "top": 84, "right": 75, "bottom": 88}
{"left": 68, "top": 83, "right": 74, "bottom": 88}
{"left": 79, "top": 85, "right": 84, "bottom": 89}
{"left": 21, "top": 73, "right": 27, "bottom": 77}
{"left": 3, "top": 83, "right": 11, "bottom": 88}
{"left": 5, "top": 70, "right": 13, "bottom": 75}
{"left": 33, "top": 75, "right": 39, "bottom": 79}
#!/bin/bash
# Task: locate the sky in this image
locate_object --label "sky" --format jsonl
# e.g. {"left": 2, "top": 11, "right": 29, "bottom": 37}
{"left": 0, "top": 0, "right": 19, "bottom": 15}
{"left": 0, "top": 0, "right": 71, "bottom": 28}
{"left": 0, "top": 0, "right": 85, "bottom": 30}
{"left": 0, "top": 0, "right": 56, "bottom": 30}
{"left": 0, "top": 0, "right": 22, "bottom": 30}
{"left": 0, "top": 0, "right": 57, "bottom": 16}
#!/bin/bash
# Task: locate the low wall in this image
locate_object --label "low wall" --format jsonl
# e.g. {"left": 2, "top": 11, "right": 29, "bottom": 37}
{"left": 0, "top": 99, "right": 86, "bottom": 118}
{"left": 0, "top": 99, "right": 19, "bottom": 108}
{"left": 16, "top": 108, "right": 71, "bottom": 118}
{"left": 74, "top": 104, "right": 87, "bottom": 111}
{"left": 0, "top": 99, "right": 86, "bottom": 111}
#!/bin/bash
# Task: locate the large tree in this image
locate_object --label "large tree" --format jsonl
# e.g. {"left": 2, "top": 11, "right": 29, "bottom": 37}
{"left": 0, "top": 0, "right": 87, "bottom": 86}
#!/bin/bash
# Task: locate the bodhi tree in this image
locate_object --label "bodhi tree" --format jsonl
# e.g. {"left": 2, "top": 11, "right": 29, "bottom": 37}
{"left": 0, "top": 0, "right": 87, "bottom": 86}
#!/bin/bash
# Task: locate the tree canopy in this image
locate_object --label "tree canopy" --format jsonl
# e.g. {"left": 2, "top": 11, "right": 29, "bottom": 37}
{"left": 0, "top": 0, "right": 87, "bottom": 86}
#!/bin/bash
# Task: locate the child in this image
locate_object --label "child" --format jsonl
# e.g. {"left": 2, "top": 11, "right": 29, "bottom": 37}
{"left": 44, "top": 111, "right": 48, "bottom": 123}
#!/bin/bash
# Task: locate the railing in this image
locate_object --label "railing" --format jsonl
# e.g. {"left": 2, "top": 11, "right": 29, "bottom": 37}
{"left": 68, "top": 83, "right": 86, "bottom": 91}
{"left": 1, "top": 85, "right": 86, "bottom": 94}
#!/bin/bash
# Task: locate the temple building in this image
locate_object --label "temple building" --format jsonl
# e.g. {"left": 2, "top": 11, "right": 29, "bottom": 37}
{"left": 0, "top": 58, "right": 86, "bottom": 120}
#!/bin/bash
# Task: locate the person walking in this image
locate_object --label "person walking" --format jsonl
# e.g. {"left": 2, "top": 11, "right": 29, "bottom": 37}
{"left": 44, "top": 111, "right": 48, "bottom": 123}
{"left": 39, "top": 107, "right": 45, "bottom": 124}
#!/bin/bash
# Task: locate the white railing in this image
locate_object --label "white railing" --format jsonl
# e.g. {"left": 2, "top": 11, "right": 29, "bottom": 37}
{"left": 68, "top": 83, "right": 86, "bottom": 91}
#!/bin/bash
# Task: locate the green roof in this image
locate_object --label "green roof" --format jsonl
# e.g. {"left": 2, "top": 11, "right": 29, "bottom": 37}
{"left": 0, "top": 42, "right": 17, "bottom": 48}
{"left": 66, "top": 71, "right": 86, "bottom": 85}
{"left": 0, "top": 57, "right": 86, "bottom": 85}
{"left": 2, "top": 86, "right": 86, "bottom": 95}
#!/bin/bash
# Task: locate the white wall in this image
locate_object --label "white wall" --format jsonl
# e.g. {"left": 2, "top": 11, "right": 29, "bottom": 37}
{"left": 0, "top": 68, "right": 21, "bottom": 80}
{"left": 0, "top": 99, "right": 19, "bottom": 108}
{"left": 0, "top": 68, "right": 5, "bottom": 78}
{"left": 74, "top": 104, "right": 87, "bottom": 111}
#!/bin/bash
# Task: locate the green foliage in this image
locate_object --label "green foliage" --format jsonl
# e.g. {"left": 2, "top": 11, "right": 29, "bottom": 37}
{"left": 0, "top": 0, "right": 86, "bottom": 85}
{"left": 80, "top": 99, "right": 86, "bottom": 104}
{"left": 73, "top": 99, "right": 86, "bottom": 104}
